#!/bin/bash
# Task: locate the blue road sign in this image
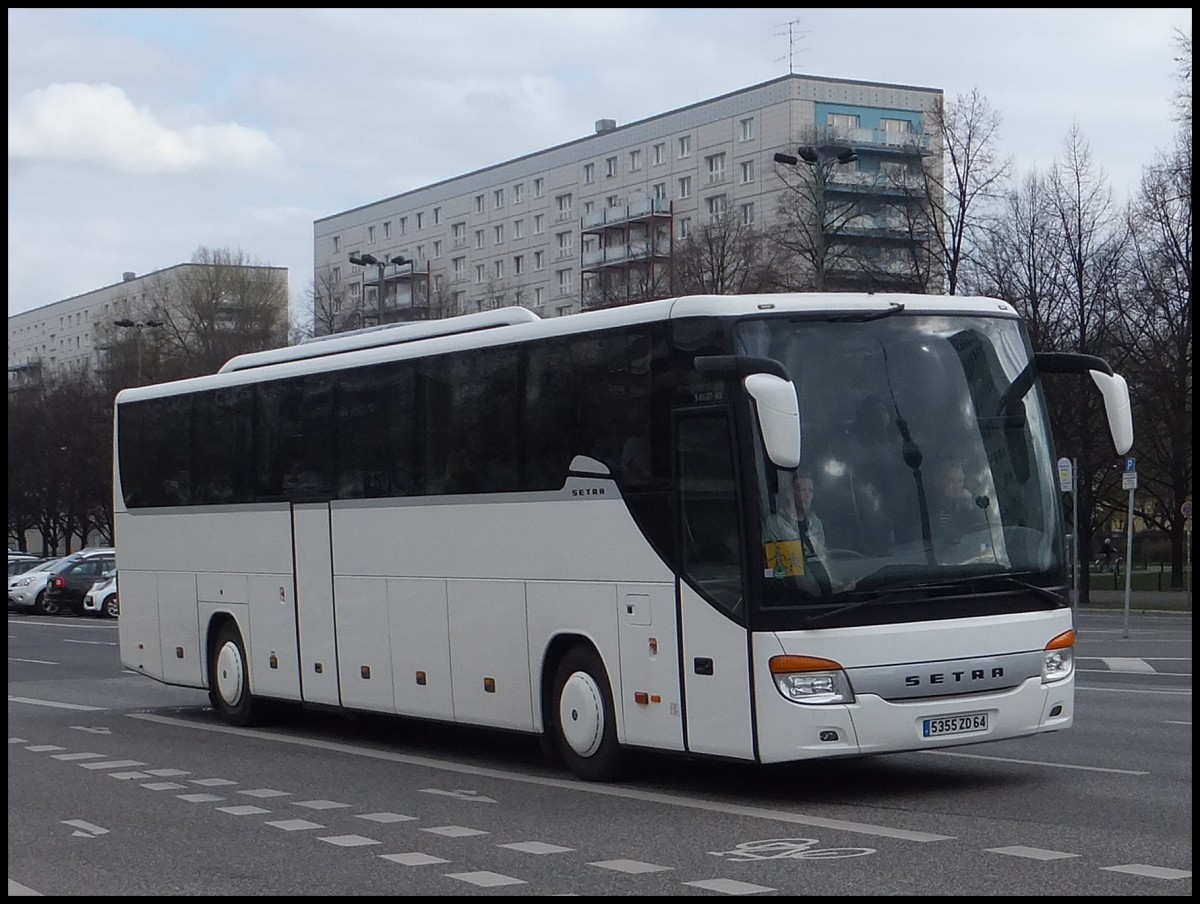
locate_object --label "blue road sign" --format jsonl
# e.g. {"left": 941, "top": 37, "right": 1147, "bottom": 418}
{"left": 1125, "top": 457, "right": 1136, "bottom": 473}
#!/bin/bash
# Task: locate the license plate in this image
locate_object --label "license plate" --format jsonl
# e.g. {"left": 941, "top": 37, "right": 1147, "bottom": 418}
{"left": 922, "top": 712, "right": 988, "bottom": 737}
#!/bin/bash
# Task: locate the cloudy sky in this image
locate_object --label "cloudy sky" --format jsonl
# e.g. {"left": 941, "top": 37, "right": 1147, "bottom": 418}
{"left": 7, "top": 8, "right": 1190, "bottom": 319}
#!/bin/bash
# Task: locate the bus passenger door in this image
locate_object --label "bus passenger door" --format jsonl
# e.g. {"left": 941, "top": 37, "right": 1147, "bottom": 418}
{"left": 675, "top": 413, "right": 756, "bottom": 761}
{"left": 292, "top": 502, "right": 341, "bottom": 706}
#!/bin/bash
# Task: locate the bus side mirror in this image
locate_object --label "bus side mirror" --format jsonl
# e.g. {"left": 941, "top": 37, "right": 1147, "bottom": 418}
{"left": 1090, "top": 370, "right": 1133, "bottom": 456}
{"left": 744, "top": 373, "right": 801, "bottom": 469}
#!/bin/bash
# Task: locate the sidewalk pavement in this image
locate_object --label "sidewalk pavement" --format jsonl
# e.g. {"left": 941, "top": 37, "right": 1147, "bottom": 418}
{"left": 1082, "top": 588, "right": 1192, "bottom": 612}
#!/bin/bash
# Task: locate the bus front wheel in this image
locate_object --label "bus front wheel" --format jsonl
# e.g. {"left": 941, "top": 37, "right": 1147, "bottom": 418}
{"left": 550, "top": 646, "right": 624, "bottom": 781}
{"left": 208, "top": 622, "right": 261, "bottom": 727}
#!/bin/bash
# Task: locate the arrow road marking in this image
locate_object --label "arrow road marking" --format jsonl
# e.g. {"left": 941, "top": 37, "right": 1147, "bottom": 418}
{"left": 63, "top": 820, "right": 109, "bottom": 838}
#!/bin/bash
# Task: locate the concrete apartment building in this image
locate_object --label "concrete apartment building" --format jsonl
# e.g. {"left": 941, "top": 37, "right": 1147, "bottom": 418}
{"left": 313, "top": 73, "right": 943, "bottom": 333}
{"left": 7, "top": 263, "right": 289, "bottom": 390}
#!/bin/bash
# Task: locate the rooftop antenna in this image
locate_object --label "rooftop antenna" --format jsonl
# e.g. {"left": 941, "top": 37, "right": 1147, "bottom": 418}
{"left": 774, "top": 18, "right": 806, "bottom": 75}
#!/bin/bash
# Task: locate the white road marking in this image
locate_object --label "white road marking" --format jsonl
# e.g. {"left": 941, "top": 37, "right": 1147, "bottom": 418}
{"left": 420, "top": 788, "right": 496, "bottom": 803}
{"left": 8, "top": 658, "right": 58, "bottom": 665}
{"left": 589, "top": 859, "right": 673, "bottom": 874}
{"left": 379, "top": 852, "right": 448, "bottom": 866}
{"left": 1102, "top": 864, "right": 1191, "bottom": 880}
{"left": 421, "top": 825, "right": 488, "bottom": 838}
{"left": 920, "top": 749, "right": 1149, "bottom": 775}
{"left": 445, "top": 871, "right": 526, "bottom": 887}
{"left": 10, "top": 696, "right": 105, "bottom": 711}
{"left": 985, "top": 845, "right": 1079, "bottom": 860}
{"left": 1099, "top": 657, "right": 1157, "bottom": 673}
{"left": 130, "top": 712, "right": 954, "bottom": 843}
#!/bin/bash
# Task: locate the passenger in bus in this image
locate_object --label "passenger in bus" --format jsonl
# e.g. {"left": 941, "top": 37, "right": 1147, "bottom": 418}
{"left": 932, "top": 459, "right": 986, "bottom": 541}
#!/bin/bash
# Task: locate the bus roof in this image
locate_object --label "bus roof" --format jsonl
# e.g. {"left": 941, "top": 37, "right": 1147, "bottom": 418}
{"left": 117, "top": 293, "right": 1019, "bottom": 404}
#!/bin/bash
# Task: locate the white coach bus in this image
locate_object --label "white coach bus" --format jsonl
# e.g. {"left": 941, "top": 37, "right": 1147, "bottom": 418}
{"left": 115, "top": 293, "right": 1132, "bottom": 781}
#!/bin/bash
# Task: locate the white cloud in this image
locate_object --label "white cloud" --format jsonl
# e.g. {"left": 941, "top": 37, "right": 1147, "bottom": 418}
{"left": 7, "top": 82, "right": 284, "bottom": 174}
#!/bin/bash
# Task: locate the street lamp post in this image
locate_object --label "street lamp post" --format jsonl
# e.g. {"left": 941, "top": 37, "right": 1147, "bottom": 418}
{"left": 774, "top": 144, "right": 858, "bottom": 290}
{"left": 349, "top": 253, "right": 411, "bottom": 326}
{"left": 113, "top": 318, "right": 164, "bottom": 384}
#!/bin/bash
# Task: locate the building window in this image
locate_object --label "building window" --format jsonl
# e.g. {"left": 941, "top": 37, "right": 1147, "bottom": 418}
{"left": 494, "top": 189, "right": 504, "bottom": 209}
{"left": 332, "top": 265, "right": 341, "bottom": 282}
{"left": 606, "top": 156, "right": 618, "bottom": 178}
{"left": 557, "top": 269, "right": 572, "bottom": 294}
{"left": 416, "top": 212, "right": 424, "bottom": 230}
{"left": 556, "top": 193, "right": 573, "bottom": 218}
{"left": 475, "top": 194, "right": 485, "bottom": 214}
{"left": 740, "top": 202, "right": 755, "bottom": 226}
{"left": 433, "top": 274, "right": 443, "bottom": 292}
{"left": 533, "top": 177, "right": 544, "bottom": 197}
{"left": 398, "top": 217, "right": 407, "bottom": 235}
{"left": 828, "top": 112, "right": 860, "bottom": 131}
{"left": 556, "top": 231, "right": 572, "bottom": 256}
{"left": 583, "top": 200, "right": 595, "bottom": 215}
{"left": 678, "top": 135, "right": 692, "bottom": 158}
{"left": 513, "top": 182, "right": 524, "bottom": 203}
{"left": 706, "top": 194, "right": 727, "bottom": 223}
{"left": 678, "top": 176, "right": 692, "bottom": 199}
{"left": 679, "top": 217, "right": 692, "bottom": 239}
{"left": 653, "top": 142, "right": 666, "bottom": 165}
{"left": 475, "top": 229, "right": 485, "bottom": 250}
{"left": 705, "top": 153, "right": 726, "bottom": 184}
{"left": 653, "top": 182, "right": 667, "bottom": 200}
{"left": 740, "top": 117, "right": 754, "bottom": 141}
{"left": 432, "top": 240, "right": 442, "bottom": 258}
{"left": 534, "top": 250, "right": 545, "bottom": 270}
{"left": 629, "top": 148, "right": 642, "bottom": 172}
{"left": 452, "top": 222, "right": 466, "bottom": 244}
{"left": 494, "top": 224, "right": 504, "bottom": 245}
{"left": 383, "top": 221, "right": 392, "bottom": 239}
{"left": 740, "top": 159, "right": 755, "bottom": 184}
{"left": 494, "top": 260, "right": 504, "bottom": 279}
{"left": 583, "top": 162, "right": 595, "bottom": 184}
{"left": 416, "top": 244, "right": 426, "bottom": 261}
{"left": 453, "top": 257, "right": 465, "bottom": 278}
{"left": 367, "top": 225, "right": 376, "bottom": 244}
{"left": 332, "top": 236, "right": 340, "bottom": 253}
{"left": 513, "top": 255, "right": 524, "bottom": 275}
{"left": 433, "top": 207, "right": 441, "bottom": 225}
{"left": 534, "top": 214, "right": 545, "bottom": 234}
{"left": 514, "top": 218, "right": 524, "bottom": 239}
{"left": 606, "top": 194, "right": 619, "bottom": 208}
{"left": 453, "top": 290, "right": 466, "bottom": 310}
{"left": 475, "top": 264, "right": 485, "bottom": 284}
{"left": 535, "top": 286, "right": 545, "bottom": 307}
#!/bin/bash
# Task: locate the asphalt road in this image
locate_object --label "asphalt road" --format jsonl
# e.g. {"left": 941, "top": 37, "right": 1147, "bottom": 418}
{"left": 7, "top": 609, "right": 1192, "bottom": 896}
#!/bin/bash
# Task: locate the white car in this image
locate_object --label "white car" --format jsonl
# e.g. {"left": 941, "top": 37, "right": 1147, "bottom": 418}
{"left": 82, "top": 571, "right": 119, "bottom": 618}
{"left": 7, "top": 555, "right": 72, "bottom": 612}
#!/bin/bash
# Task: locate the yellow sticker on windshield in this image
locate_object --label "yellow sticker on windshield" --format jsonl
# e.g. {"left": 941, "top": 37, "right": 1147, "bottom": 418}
{"left": 765, "top": 540, "right": 806, "bottom": 577}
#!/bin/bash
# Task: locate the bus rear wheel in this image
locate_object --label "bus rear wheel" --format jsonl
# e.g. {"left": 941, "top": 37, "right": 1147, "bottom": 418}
{"left": 550, "top": 646, "right": 624, "bottom": 782}
{"left": 208, "top": 622, "right": 262, "bottom": 727}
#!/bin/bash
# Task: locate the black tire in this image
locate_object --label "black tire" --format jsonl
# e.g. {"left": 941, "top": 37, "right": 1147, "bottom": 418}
{"left": 208, "top": 622, "right": 262, "bottom": 727}
{"left": 34, "top": 589, "right": 59, "bottom": 616}
{"left": 103, "top": 593, "right": 119, "bottom": 619}
{"left": 549, "top": 646, "right": 624, "bottom": 782}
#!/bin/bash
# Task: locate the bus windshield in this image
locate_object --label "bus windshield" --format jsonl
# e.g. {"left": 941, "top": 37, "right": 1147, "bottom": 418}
{"left": 735, "top": 312, "right": 1065, "bottom": 621}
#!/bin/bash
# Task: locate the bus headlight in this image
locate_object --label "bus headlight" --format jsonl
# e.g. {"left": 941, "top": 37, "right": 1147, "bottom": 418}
{"left": 1042, "top": 630, "right": 1075, "bottom": 684}
{"left": 769, "top": 655, "right": 855, "bottom": 705}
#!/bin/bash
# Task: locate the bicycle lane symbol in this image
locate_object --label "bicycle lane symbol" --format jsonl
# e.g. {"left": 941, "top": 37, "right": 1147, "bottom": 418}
{"left": 710, "top": 838, "right": 876, "bottom": 861}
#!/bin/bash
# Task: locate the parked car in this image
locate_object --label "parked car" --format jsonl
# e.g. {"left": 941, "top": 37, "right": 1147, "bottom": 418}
{"left": 33, "top": 548, "right": 116, "bottom": 616}
{"left": 8, "top": 553, "right": 42, "bottom": 577}
{"left": 82, "top": 570, "right": 119, "bottom": 619}
{"left": 8, "top": 555, "right": 74, "bottom": 612}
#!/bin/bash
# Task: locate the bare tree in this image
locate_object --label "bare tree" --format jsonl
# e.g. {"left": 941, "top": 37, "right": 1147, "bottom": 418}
{"left": 770, "top": 153, "right": 865, "bottom": 290}
{"left": 921, "top": 90, "right": 1014, "bottom": 294}
{"left": 1113, "top": 33, "right": 1192, "bottom": 586}
{"left": 672, "top": 211, "right": 782, "bottom": 295}
{"left": 150, "top": 247, "right": 289, "bottom": 377}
